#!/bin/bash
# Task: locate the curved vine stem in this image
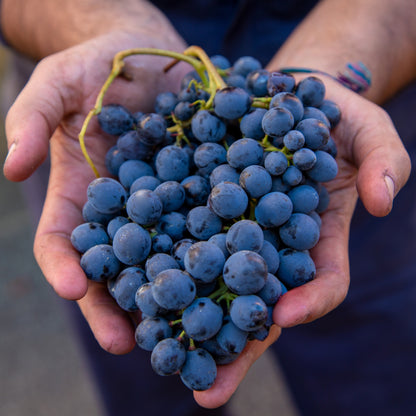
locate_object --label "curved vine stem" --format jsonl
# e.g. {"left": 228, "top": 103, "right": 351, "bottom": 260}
{"left": 78, "top": 46, "right": 215, "bottom": 177}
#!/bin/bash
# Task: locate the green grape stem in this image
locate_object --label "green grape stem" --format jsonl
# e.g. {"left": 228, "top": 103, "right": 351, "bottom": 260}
{"left": 78, "top": 45, "right": 226, "bottom": 177}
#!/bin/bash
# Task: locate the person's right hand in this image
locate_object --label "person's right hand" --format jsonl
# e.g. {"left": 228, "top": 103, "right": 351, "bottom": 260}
{"left": 3, "top": 30, "right": 189, "bottom": 354}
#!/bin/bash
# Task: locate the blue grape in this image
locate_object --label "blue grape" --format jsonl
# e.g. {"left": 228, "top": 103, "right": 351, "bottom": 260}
{"left": 227, "top": 138, "right": 264, "bottom": 171}
{"left": 216, "top": 319, "right": 248, "bottom": 355}
{"left": 154, "top": 181, "right": 185, "bottom": 212}
{"left": 105, "top": 145, "right": 126, "bottom": 176}
{"left": 318, "top": 99, "right": 341, "bottom": 128}
{"left": 305, "top": 150, "right": 338, "bottom": 182}
{"left": 283, "top": 130, "right": 305, "bottom": 152}
{"left": 155, "top": 145, "right": 190, "bottom": 182}
{"left": 209, "top": 164, "right": 240, "bottom": 188}
{"left": 277, "top": 248, "right": 316, "bottom": 287}
{"left": 316, "top": 185, "right": 330, "bottom": 213}
{"left": 208, "top": 233, "right": 230, "bottom": 258}
{"left": 210, "top": 54, "right": 231, "bottom": 69}
{"left": 223, "top": 250, "right": 267, "bottom": 295}
{"left": 263, "top": 151, "right": 288, "bottom": 176}
{"left": 182, "top": 297, "right": 223, "bottom": 341}
{"left": 193, "top": 142, "right": 227, "bottom": 176}
{"left": 296, "top": 118, "right": 330, "bottom": 150}
{"left": 230, "top": 294, "right": 268, "bottom": 331}
{"left": 82, "top": 200, "right": 116, "bottom": 225}
{"left": 282, "top": 165, "right": 303, "bottom": 186}
{"left": 118, "top": 160, "right": 154, "bottom": 189}
{"left": 262, "top": 107, "right": 294, "bottom": 137}
{"left": 173, "top": 101, "right": 196, "bottom": 121}
{"left": 240, "top": 108, "right": 268, "bottom": 140}
{"left": 292, "top": 148, "right": 317, "bottom": 171}
{"left": 255, "top": 191, "right": 293, "bottom": 227}
{"left": 135, "top": 317, "right": 172, "bottom": 351}
{"left": 126, "top": 189, "right": 163, "bottom": 226}
{"left": 151, "top": 233, "right": 173, "bottom": 253}
{"left": 135, "top": 282, "right": 167, "bottom": 317}
{"left": 191, "top": 110, "right": 226, "bottom": 143}
{"left": 256, "top": 273, "right": 285, "bottom": 305}
{"left": 151, "top": 338, "right": 186, "bottom": 376}
{"left": 97, "top": 104, "right": 135, "bottom": 135}
{"left": 213, "top": 87, "right": 251, "bottom": 120}
{"left": 226, "top": 220, "right": 264, "bottom": 254}
{"left": 184, "top": 241, "right": 225, "bottom": 283}
{"left": 130, "top": 175, "right": 161, "bottom": 194}
{"left": 232, "top": 56, "right": 262, "bottom": 77}
{"left": 245, "top": 69, "right": 269, "bottom": 96}
{"left": 200, "top": 338, "right": 239, "bottom": 365}
{"left": 239, "top": 165, "right": 272, "bottom": 198}
{"left": 152, "top": 269, "right": 196, "bottom": 310}
{"left": 208, "top": 181, "right": 248, "bottom": 220}
{"left": 112, "top": 222, "right": 151, "bottom": 265}
{"left": 117, "top": 130, "right": 153, "bottom": 160}
{"left": 109, "top": 266, "right": 147, "bottom": 311}
{"left": 80, "top": 244, "right": 121, "bottom": 282}
{"left": 106, "top": 216, "right": 130, "bottom": 240}
{"left": 225, "top": 73, "right": 246, "bottom": 89}
{"left": 295, "top": 76, "right": 326, "bottom": 107}
{"left": 186, "top": 206, "right": 223, "bottom": 240}
{"left": 302, "top": 107, "right": 330, "bottom": 128}
{"left": 258, "top": 240, "right": 280, "bottom": 275}
{"left": 269, "top": 92, "right": 304, "bottom": 123}
{"left": 180, "top": 349, "right": 217, "bottom": 391}
{"left": 171, "top": 238, "right": 196, "bottom": 269}
{"left": 145, "top": 253, "right": 180, "bottom": 282}
{"left": 71, "top": 222, "right": 109, "bottom": 253}
{"left": 279, "top": 213, "right": 320, "bottom": 250}
{"left": 87, "top": 177, "right": 128, "bottom": 214}
{"left": 267, "top": 72, "right": 296, "bottom": 95}
{"left": 288, "top": 184, "right": 320, "bottom": 214}
{"left": 156, "top": 211, "right": 187, "bottom": 241}
{"left": 154, "top": 91, "right": 178, "bottom": 116}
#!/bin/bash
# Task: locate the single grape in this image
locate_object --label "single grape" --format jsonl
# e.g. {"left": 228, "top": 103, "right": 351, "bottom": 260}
{"left": 227, "top": 138, "right": 264, "bottom": 171}
{"left": 152, "top": 269, "right": 196, "bottom": 311}
{"left": 240, "top": 108, "right": 268, "bottom": 140}
{"left": 135, "top": 317, "right": 172, "bottom": 351}
{"left": 182, "top": 297, "right": 224, "bottom": 341}
{"left": 151, "top": 338, "right": 186, "bottom": 376}
{"left": 145, "top": 253, "right": 180, "bottom": 282}
{"left": 87, "top": 177, "right": 128, "bottom": 214}
{"left": 255, "top": 191, "right": 293, "bottom": 227}
{"left": 180, "top": 349, "right": 217, "bottom": 391}
{"left": 155, "top": 145, "right": 190, "bottom": 182}
{"left": 223, "top": 250, "right": 268, "bottom": 295}
{"left": 71, "top": 222, "right": 109, "bottom": 253}
{"left": 126, "top": 189, "right": 163, "bottom": 226}
{"left": 239, "top": 165, "right": 272, "bottom": 198}
{"left": 267, "top": 71, "right": 296, "bottom": 95}
{"left": 230, "top": 295, "right": 268, "bottom": 331}
{"left": 184, "top": 241, "right": 225, "bottom": 283}
{"left": 213, "top": 87, "right": 251, "bottom": 120}
{"left": 225, "top": 220, "right": 264, "bottom": 254}
{"left": 118, "top": 160, "right": 154, "bottom": 189}
{"left": 191, "top": 110, "right": 226, "bottom": 143}
{"left": 208, "top": 181, "right": 248, "bottom": 220}
{"left": 186, "top": 206, "right": 223, "bottom": 240}
{"left": 80, "top": 244, "right": 121, "bottom": 282}
{"left": 277, "top": 248, "right": 316, "bottom": 287}
{"left": 279, "top": 213, "right": 320, "bottom": 250}
{"left": 262, "top": 107, "right": 294, "bottom": 138}
{"left": 112, "top": 222, "right": 151, "bottom": 265}
{"left": 97, "top": 104, "right": 135, "bottom": 135}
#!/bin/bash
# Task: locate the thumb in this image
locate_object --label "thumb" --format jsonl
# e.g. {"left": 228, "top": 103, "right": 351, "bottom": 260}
{"left": 3, "top": 55, "right": 83, "bottom": 182}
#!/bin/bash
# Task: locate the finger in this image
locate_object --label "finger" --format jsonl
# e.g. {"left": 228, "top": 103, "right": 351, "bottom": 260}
{"left": 77, "top": 281, "right": 137, "bottom": 355}
{"left": 194, "top": 325, "right": 281, "bottom": 408}
{"left": 274, "top": 174, "right": 356, "bottom": 327}
{"left": 351, "top": 106, "right": 411, "bottom": 217}
{"left": 3, "top": 54, "right": 83, "bottom": 182}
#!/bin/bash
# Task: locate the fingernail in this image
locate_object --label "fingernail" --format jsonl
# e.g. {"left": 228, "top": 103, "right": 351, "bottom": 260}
{"left": 4, "top": 142, "right": 16, "bottom": 164}
{"left": 384, "top": 175, "right": 395, "bottom": 203}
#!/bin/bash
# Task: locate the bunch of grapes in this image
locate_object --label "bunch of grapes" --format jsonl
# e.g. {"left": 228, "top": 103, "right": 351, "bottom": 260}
{"left": 71, "top": 47, "right": 341, "bottom": 391}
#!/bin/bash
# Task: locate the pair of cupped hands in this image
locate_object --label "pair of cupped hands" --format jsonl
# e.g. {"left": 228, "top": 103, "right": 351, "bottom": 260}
{"left": 2, "top": 31, "right": 410, "bottom": 408}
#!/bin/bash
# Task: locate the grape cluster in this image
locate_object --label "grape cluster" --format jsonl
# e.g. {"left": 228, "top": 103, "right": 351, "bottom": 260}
{"left": 71, "top": 52, "right": 341, "bottom": 391}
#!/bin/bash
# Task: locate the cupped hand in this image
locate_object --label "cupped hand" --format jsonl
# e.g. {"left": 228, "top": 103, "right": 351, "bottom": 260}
{"left": 194, "top": 78, "right": 411, "bottom": 408}
{"left": 3, "top": 31, "right": 188, "bottom": 354}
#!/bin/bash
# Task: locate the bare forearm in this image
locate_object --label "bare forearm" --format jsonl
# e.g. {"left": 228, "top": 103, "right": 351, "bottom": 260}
{"left": 268, "top": 0, "right": 416, "bottom": 103}
{"left": 1, "top": 0, "right": 186, "bottom": 59}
